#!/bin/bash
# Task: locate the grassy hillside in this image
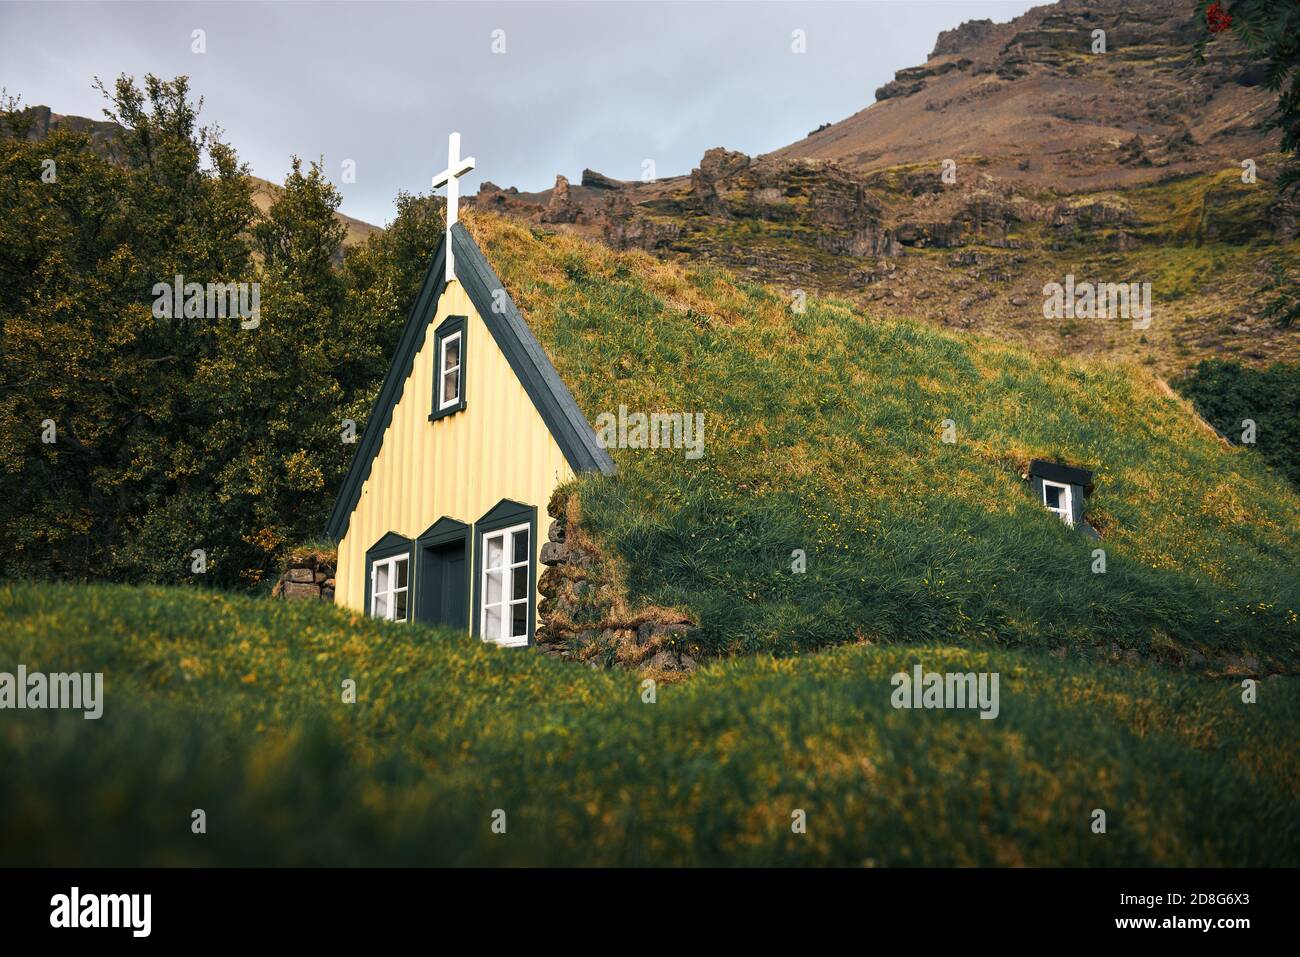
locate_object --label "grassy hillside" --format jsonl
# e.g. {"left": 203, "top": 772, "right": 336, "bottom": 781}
{"left": 646, "top": 163, "right": 1300, "bottom": 374}
{"left": 468, "top": 214, "right": 1300, "bottom": 671}
{"left": 1, "top": 582, "right": 1296, "bottom": 866}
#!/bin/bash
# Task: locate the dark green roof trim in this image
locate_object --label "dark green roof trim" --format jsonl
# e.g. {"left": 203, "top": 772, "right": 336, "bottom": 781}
{"left": 450, "top": 223, "right": 615, "bottom": 478}
{"left": 369, "top": 531, "right": 415, "bottom": 553}
{"left": 326, "top": 226, "right": 614, "bottom": 543}
{"left": 417, "top": 516, "right": 470, "bottom": 545}
{"left": 1029, "top": 459, "right": 1095, "bottom": 495}
{"left": 477, "top": 497, "right": 535, "bottom": 529}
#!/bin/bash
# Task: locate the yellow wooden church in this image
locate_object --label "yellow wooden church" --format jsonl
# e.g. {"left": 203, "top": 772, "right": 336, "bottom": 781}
{"left": 325, "top": 134, "right": 614, "bottom": 645}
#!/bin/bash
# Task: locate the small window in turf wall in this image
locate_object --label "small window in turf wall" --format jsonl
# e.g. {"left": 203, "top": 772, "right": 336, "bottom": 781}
{"left": 1041, "top": 480, "right": 1073, "bottom": 525}
{"left": 1028, "top": 459, "right": 1100, "bottom": 538}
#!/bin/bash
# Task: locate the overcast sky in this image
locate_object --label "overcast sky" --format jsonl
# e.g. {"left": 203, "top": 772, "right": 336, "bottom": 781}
{"left": 2, "top": 1, "right": 1041, "bottom": 226}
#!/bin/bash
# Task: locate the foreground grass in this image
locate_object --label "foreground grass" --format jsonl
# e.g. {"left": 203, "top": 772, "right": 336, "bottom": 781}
{"left": 2, "top": 582, "right": 1296, "bottom": 866}
{"left": 469, "top": 214, "right": 1300, "bottom": 668}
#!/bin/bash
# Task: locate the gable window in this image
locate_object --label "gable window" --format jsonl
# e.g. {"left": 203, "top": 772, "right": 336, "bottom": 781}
{"left": 430, "top": 315, "right": 467, "bottom": 421}
{"left": 370, "top": 554, "right": 410, "bottom": 621}
{"left": 1028, "top": 460, "right": 1100, "bottom": 538}
{"left": 480, "top": 523, "right": 530, "bottom": 646}
{"left": 439, "top": 332, "right": 461, "bottom": 409}
{"left": 1041, "top": 480, "right": 1073, "bottom": 526}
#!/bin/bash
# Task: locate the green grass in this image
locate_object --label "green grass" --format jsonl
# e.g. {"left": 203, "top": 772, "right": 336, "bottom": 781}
{"left": 1, "top": 582, "right": 1296, "bottom": 866}
{"left": 1129, "top": 166, "right": 1282, "bottom": 247}
{"left": 471, "top": 216, "right": 1300, "bottom": 668}
{"left": 7, "top": 216, "right": 1294, "bottom": 867}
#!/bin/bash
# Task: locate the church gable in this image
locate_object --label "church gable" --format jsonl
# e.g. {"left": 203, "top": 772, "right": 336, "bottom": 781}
{"left": 325, "top": 223, "right": 613, "bottom": 543}
{"left": 450, "top": 226, "right": 614, "bottom": 477}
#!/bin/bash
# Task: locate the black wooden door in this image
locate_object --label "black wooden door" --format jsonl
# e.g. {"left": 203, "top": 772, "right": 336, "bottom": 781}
{"left": 419, "top": 540, "right": 468, "bottom": 629}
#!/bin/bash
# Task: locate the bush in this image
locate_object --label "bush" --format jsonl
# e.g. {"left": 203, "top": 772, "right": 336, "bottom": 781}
{"left": 1174, "top": 358, "right": 1300, "bottom": 488}
{"left": 0, "top": 80, "right": 443, "bottom": 588}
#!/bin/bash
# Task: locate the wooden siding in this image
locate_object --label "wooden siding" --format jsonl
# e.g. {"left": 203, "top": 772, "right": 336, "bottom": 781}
{"left": 336, "top": 279, "right": 575, "bottom": 623}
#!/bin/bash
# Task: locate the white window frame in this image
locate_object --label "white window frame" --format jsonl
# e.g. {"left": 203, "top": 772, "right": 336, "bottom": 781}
{"left": 1041, "top": 480, "right": 1074, "bottom": 526}
{"left": 370, "top": 554, "right": 410, "bottom": 622}
{"left": 438, "top": 330, "right": 462, "bottom": 411}
{"left": 479, "top": 521, "right": 531, "bottom": 647}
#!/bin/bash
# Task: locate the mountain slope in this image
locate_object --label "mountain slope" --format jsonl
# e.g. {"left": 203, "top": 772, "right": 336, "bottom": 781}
{"left": 467, "top": 0, "right": 1297, "bottom": 376}
{"left": 464, "top": 211, "right": 1300, "bottom": 673}
{"left": 771, "top": 0, "right": 1276, "bottom": 189}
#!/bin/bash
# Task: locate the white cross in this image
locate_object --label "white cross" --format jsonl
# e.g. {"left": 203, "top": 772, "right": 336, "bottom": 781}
{"left": 432, "top": 131, "right": 476, "bottom": 282}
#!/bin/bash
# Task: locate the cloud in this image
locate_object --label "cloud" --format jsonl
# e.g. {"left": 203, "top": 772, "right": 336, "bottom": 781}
{"left": 1, "top": 0, "right": 1040, "bottom": 226}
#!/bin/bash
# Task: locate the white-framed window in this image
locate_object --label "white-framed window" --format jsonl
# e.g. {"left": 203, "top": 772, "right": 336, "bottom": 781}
{"left": 430, "top": 316, "right": 467, "bottom": 422}
{"left": 1041, "top": 480, "right": 1074, "bottom": 526}
{"left": 479, "top": 522, "right": 530, "bottom": 647}
{"left": 438, "top": 331, "right": 462, "bottom": 411}
{"left": 370, "top": 554, "right": 410, "bottom": 621}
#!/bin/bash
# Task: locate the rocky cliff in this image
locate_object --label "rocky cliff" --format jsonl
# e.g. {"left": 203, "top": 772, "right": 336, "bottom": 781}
{"left": 466, "top": 0, "right": 1296, "bottom": 375}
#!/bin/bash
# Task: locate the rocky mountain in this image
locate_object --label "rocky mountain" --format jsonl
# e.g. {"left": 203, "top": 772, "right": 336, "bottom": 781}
{"left": 774, "top": 0, "right": 1275, "bottom": 189}
{"left": 467, "top": 0, "right": 1297, "bottom": 375}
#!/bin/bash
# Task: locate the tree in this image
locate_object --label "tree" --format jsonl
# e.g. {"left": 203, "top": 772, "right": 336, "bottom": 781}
{"left": 1, "top": 75, "right": 448, "bottom": 589}
{"left": 1174, "top": 358, "right": 1300, "bottom": 488}
{"left": 1197, "top": 2, "right": 1300, "bottom": 328}
{"left": 0, "top": 75, "right": 256, "bottom": 582}
{"left": 183, "top": 158, "right": 351, "bottom": 586}
{"left": 1196, "top": 0, "right": 1300, "bottom": 194}
{"left": 338, "top": 191, "right": 445, "bottom": 390}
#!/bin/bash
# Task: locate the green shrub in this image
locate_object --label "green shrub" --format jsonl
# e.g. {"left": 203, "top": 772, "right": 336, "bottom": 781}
{"left": 1174, "top": 358, "right": 1300, "bottom": 489}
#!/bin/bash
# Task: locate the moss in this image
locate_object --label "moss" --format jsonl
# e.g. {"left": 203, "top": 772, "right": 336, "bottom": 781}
{"left": 465, "top": 211, "right": 1300, "bottom": 668}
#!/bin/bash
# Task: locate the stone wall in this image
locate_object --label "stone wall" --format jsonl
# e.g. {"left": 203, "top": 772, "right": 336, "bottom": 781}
{"left": 270, "top": 550, "right": 336, "bottom": 602}
{"left": 536, "top": 489, "right": 700, "bottom": 680}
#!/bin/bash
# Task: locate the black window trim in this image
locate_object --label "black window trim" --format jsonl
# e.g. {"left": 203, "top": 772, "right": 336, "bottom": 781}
{"left": 470, "top": 499, "right": 537, "bottom": 647}
{"left": 429, "top": 314, "right": 467, "bottom": 422}
{"left": 364, "top": 531, "right": 416, "bottom": 621}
